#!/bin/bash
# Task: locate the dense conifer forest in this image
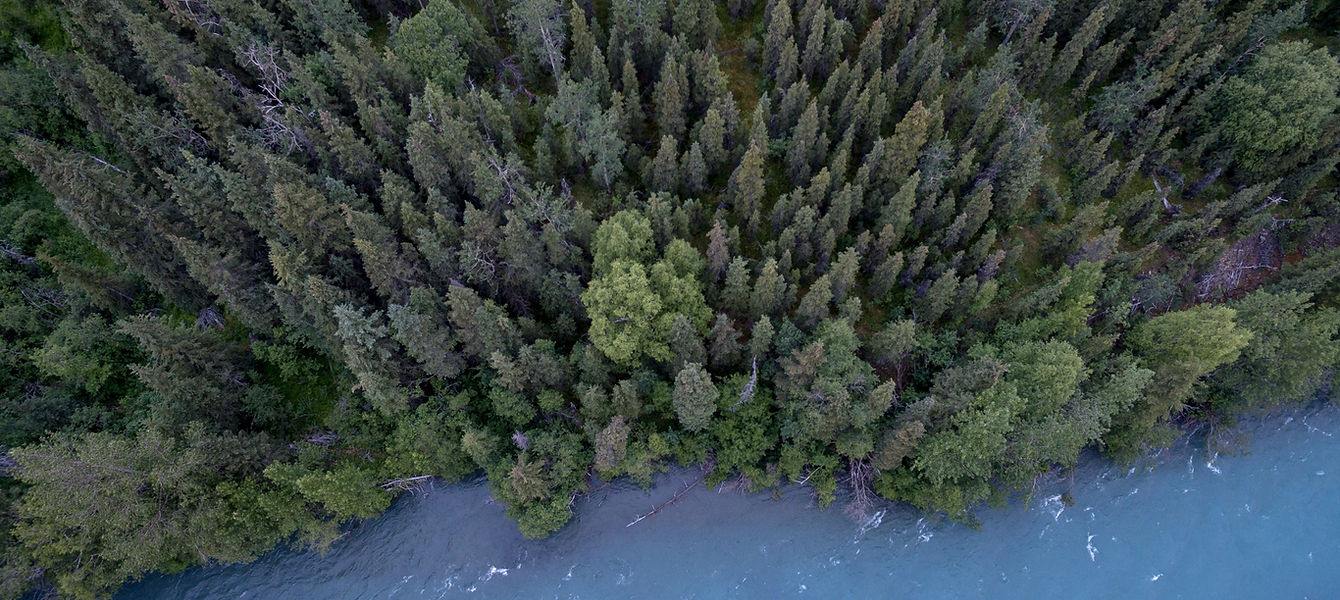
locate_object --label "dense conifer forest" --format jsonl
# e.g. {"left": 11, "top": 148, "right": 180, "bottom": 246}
{"left": 1, "top": 0, "right": 1339, "bottom": 596}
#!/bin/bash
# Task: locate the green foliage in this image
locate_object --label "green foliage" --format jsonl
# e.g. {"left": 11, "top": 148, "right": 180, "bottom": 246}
{"left": 391, "top": 0, "right": 477, "bottom": 91}
{"left": 266, "top": 462, "right": 391, "bottom": 521}
{"left": 583, "top": 218, "right": 710, "bottom": 366}
{"left": 11, "top": 428, "right": 296, "bottom": 599}
{"left": 673, "top": 363, "right": 718, "bottom": 432}
{"left": 1107, "top": 306, "right": 1251, "bottom": 460}
{"left": 915, "top": 384, "right": 1022, "bottom": 488}
{"left": 1209, "top": 291, "right": 1340, "bottom": 414}
{"left": 507, "top": 0, "right": 568, "bottom": 81}
{"left": 118, "top": 314, "right": 252, "bottom": 431}
{"left": 385, "top": 395, "right": 475, "bottom": 481}
{"left": 870, "top": 319, "right": 917, "bottom": 366}
{"left": 2, "top": 0, "right": 1338, "bottom": 592}
{"left": 591, "top": 210, "right": 655, "bottom": 276}
{"left": 585, "top": 261, "right": 667, "bottom": 365}
{"left": 1216, "top": 42, "right": 1340, "bottom": 172}
{"left": 30, "top": 314, "right": 136, "bottom": 396}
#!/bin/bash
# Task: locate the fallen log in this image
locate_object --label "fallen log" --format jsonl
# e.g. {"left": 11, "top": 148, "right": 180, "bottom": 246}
{"left": 626, "top": 468, "right": 713, "bottom": 528}
{"left": 380, "top": 475, "right": 434, "bottom": 490}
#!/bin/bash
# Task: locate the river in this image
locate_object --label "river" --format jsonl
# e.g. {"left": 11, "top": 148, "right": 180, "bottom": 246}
{"left": 121, "top": 403, "right": 1340, "bottom": 599}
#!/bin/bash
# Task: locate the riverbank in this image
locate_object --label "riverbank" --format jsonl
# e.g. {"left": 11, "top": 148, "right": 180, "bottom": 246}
{"left": 121, "top": 402, "right": 1340, "bottom": 599}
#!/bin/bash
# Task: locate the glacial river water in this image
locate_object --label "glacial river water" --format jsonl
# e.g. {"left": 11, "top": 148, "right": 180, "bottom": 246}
{"left": 121, "top": 403, "right": 1340, "bottom": 599}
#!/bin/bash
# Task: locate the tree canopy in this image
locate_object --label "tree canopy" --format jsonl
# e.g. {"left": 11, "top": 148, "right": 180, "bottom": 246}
{"left": 1, "top": 0, "right": 1338, "bottom": 596}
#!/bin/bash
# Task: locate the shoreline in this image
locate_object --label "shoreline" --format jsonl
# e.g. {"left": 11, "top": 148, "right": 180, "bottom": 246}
{"left": 123, "top": 401, "right": 1338, "bottom": 599}
{"left": 120, "top": 401, "right": 1340, "bottom": 599}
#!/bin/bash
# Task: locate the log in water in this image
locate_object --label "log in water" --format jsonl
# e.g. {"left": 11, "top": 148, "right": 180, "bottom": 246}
{"left": 122, "top": 404, "right": 1340, "bottom": 599}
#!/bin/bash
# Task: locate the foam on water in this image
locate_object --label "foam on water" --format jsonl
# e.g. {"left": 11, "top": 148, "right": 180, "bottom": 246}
{"left": 122, "top": 404, "right": 1340, "bottom": 599}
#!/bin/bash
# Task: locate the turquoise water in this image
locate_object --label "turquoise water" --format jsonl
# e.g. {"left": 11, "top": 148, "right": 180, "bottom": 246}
{"left": 122, "top": 405, "right": 1340, "bottom": 599}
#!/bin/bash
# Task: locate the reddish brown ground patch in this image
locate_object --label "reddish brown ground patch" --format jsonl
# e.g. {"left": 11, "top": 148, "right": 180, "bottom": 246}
{"left": 1195, "top": 228, "right": 1284, "bottom": 301}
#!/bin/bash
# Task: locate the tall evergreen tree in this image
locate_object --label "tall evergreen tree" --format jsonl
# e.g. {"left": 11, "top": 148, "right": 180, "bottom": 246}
{"left": 508, "top": 0, "right": 569, "bottom": 82}
{"left": 654, "top": 55, "right": 689, "bottom": 142}
{"left": 673, "top": 362, "right": 718, "bottom": 431}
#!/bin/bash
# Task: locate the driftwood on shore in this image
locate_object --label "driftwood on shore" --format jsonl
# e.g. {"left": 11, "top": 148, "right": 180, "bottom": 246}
{"left": 380, "top": 475, "right": 434, "bottom": 490}
{"left": 625, "top": 468, "right": 714, "bottom": 528}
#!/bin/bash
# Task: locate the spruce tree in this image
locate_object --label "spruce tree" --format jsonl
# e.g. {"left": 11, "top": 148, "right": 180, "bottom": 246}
{"left": 795, "top": 273, "right": 833, "bottom": 329}
{"left": 708, "top": 313, "right": 744, "bottom": 370}
{"left": 683, "top": 141, "right": 708, "bottom": 196}
{"left": 751, "top": 258, "right": 788, "bottom": 320}
{"left": 668, "top": 313, "right": 707, "bottom": 372}
{"left": 673, "top": 362, "right": 718, "bottom": 431}
{"left": 765, "top": 0, "right": 794, "bottom": 77}
{"left": 654, "top": 55, "right": 688, "bottom": 142}
{"left": 706, "top": 220, "right": 731, "bottom": 281}
{"left": 830, "top": 247, "right": 860, "bottom": 303}
{"left": 696, "top": 107, "right": 728, "bottom": 172}
{"left": 787, "top": 101, "right": 822, "bottom": 184}
{"left": 728, "top": 142, "right": 768, "bottom": 236}
{"left": 508, "top": 0, "right": 568, "bottom": 82}
{"left": 650, "top": 135, "right": 681, "bottom": 193}
{"left": 673, "top": 0, "right": 721, "bottom": 49}
{"left": 722, "top": 257, "right": 753, "bottom": 317}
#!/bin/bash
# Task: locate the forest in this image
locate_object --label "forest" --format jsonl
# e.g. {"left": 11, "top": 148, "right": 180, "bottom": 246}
{"left": 1, "top": 0, "right": 1338, "bottom": 597}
